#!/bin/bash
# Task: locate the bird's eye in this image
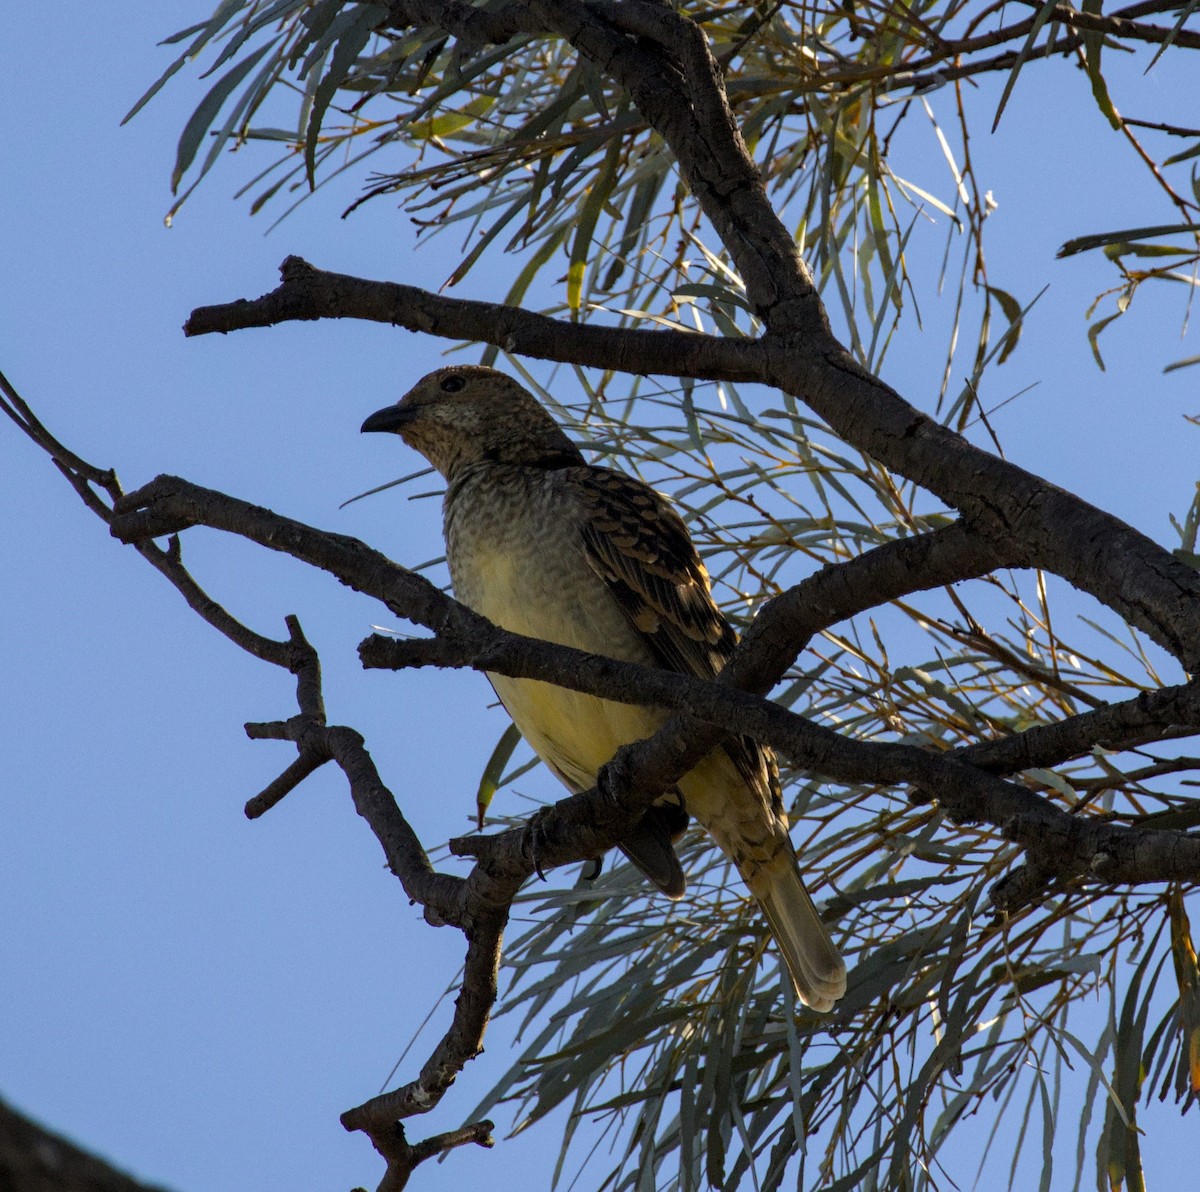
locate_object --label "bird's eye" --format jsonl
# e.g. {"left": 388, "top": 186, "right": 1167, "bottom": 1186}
{"left": 440, "top": 375, "right": 466, "bottom": 393}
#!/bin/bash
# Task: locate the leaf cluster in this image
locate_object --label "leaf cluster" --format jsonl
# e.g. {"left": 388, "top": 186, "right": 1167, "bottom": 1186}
{"left": 143, "top": 0, "right": 1199, "bottom": 375}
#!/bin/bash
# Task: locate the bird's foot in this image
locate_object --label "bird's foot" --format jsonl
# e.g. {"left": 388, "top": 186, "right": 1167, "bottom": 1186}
{"left": 595, "top": 756, "right": 629, "bottom": 809}
{"left": 520, "top": 806, "right": 555, "bottom": 882}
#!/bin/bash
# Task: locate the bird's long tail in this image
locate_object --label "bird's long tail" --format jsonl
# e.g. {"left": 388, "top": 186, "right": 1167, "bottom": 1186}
{"left": 750, "top": 853, "right": 846, "bottom": 1012}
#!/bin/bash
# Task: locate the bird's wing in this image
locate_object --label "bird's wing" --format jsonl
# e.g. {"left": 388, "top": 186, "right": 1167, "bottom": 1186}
{"left": 570, "top": 466, "right": 734, "bottom": 678}
{"left": 568, "top": 466, "right": 783, "bottom": 821}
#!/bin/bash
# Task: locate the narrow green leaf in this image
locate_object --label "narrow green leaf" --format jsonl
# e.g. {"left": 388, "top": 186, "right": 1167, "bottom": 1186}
{"left": 1058, "top": 223, "right": 1199, "bottom": 258}
{"left": 304, "top": 4, "right": 386, "bottom": 187}
{"left": 992, "top": 0, "right": 1059, "bottom": 132}
{"left": 1163, "top": 139, "right": 1200, "bottom": 167}
{"left": 476, "top": 722, "right": 523, "bottom": 828}
{"left": 296, "top": 0, "right": 349, "bottom": 71}
{"left": 158, "top": 20, "right": 213, "bottom": 47}
{"left": 602, "top": 167, "right": 665, "bottom": 291}
{"left": 672, "top": 282, "right": 753, "bottom": 312}
{"left": 171, "top": 43, "right": 273, "bottom": 191}
{"left": 1168, "top": 887, "right": 1200, "bottom": 1096}
{"left": 481, "top": 228, "right": 570, "bottom": 369}
{"left": 567, "top": 120, "right": 623, "bottom": 311}
{"left": 1082, "top": 0, "right": 1121, "bottom": 131}
{"left": 1037, "top": 1070, "right": 1056, "bottom": 1192}
{"left": 986, "top": 285, "right": 1024, "bottom": 365}
{"left": 1087, "top": 312, "right": 1122, "bottom": 370}
{"left": 123, "top": 0, "right": 249, "bottom": 125}
{"left": 447, "top": 187, "right": 535, "bottom": 289}
{"left": 1165, "top": 353, "right": 1200, "bottom": 374}
{"left": 408, "top": 94, "right": 495, "bottom": 141}
{"left": 1145, "top": 0, "right": 1200, "bottom": 70}
{"left": 1104, "top": 241, "right": 1194, "bottom": 260}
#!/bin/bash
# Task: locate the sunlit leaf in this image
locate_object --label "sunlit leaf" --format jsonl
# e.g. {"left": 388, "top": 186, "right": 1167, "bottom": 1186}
{"left": 567, "top": 121, "right": 624, "bottom": 312}
{"left": 408, "top": 94, "right": 495, "bottom": 141}
{"left": 475, "top": 723, "right": 523, "bottom": 829}
{"left": 985, "top": 285, "right": 1024, "bottom": 366}
{"left": 1168, "top": 887, "right": 1200, "bottom": 1095}
{"left": 1088, "top": 312, "right": 1122, "bottom": 371}
{"left": 1081, "top": 0, "right": 1122, "bottom": 131}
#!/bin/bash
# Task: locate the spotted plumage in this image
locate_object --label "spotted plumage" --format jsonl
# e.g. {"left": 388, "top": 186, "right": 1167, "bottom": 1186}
{"left": 361, "top": 365, "right": 846, "bottom": 1011}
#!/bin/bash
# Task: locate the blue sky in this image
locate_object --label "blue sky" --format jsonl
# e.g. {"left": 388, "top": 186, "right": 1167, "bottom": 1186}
{"left": 3, "top": 5, "right": 1197, "bottom": 1191}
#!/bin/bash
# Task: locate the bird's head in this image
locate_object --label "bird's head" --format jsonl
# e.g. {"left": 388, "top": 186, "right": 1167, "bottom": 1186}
{"left": 361, "top": 365, "right": 584, "bottom": 480}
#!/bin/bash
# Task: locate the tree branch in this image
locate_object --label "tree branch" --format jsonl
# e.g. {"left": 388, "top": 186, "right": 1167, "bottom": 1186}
{"left": 1025, "top": 2, "right": 1200, "bottom": 50}
{"left": 187, "top": 247, "right": 1200, "bottom": 673}
{"left": 0, "top": 1094, "right": 173, "bottom": 1192}
{"left": 959, "top": 680, "right": 1200, "bottom": 775}
{"left": 3, "top": 376, "right": 505, "bottom": 1183}
{"left": 382, "top": 0, "right": 542, "bottom": 50}
{"left": 354, "top": 1117, "right": 494, "bottom": 1192}
{"left": 184, "top": 255, "right": 763, "bottom": 381}
{"left": 107, "top": 473, "right": 1200, "bottom": 900}
{"left": 535, "top": 0, "right": 826, "bottom": 336}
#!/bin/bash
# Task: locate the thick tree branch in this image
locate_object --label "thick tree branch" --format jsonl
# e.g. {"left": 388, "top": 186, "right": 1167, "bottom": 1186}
{"left": 525, "top": 1, "right": 1200, "bottom": 671}
{"left": 1, "top": 369, "right": 293, "bottom": 666}
{"left": 0, "top": 1095, "right": 173, "bottom": 1192}
{"left": 535, "top": 0, "right": 826, "bottom": 336}
{"left": 725, "top": 521, "right": 1013, "bottom": 696}
{"left": 959, "top": 680, "right": 1200, "bottom": 774}
{"left": 382, "top": 0, "right": 542, "bottom": 49}
{"left": 236, "top": 626, "right": 505, "bottom": 1168}
{"left": 341, "top": 913, "right": 506, "bottom": 1132}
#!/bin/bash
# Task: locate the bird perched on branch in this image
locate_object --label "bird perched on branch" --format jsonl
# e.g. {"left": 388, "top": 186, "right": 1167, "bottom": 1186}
{"left": 361, "top": 365, "right": 845, "bottom": 1011}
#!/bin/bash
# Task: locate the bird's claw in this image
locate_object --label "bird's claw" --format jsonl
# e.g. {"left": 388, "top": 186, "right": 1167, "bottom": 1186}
{"left": 521, "top": 806, "right": 555, "bottom": 882}
{"left": 596, "top": 758, "right": 625, "bottom": 808}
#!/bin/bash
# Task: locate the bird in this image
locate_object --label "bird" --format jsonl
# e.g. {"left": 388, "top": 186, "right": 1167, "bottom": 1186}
{"left": 361, "top": 365, "right": 846, "bottom": 1011}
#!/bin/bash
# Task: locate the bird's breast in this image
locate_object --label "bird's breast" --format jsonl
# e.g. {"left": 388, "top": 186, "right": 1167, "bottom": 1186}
{"left": 445, "top": 467, "right": 636, "bottom": 653}
{"left": 444, "top": 467, "right": 663, "bottom": 789}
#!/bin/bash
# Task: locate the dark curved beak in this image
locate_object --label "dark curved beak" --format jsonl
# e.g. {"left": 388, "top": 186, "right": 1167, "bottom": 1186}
{"left": 361, "top": 404, "right": 413, "bottom": 434}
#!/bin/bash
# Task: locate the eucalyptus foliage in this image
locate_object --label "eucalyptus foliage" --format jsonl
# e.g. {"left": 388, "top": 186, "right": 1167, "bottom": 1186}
{"left": 138, "top": 3, "right": 1200, "bottom": 1189}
